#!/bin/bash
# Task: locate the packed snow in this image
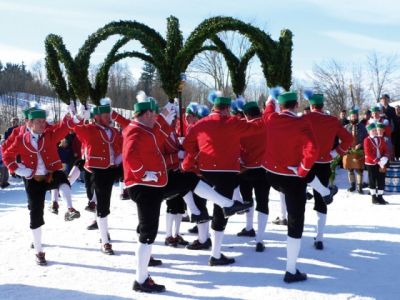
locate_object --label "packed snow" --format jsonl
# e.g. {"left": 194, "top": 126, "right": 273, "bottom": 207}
{"left": 0, "top": 169, "right": 399, "bottom": 300}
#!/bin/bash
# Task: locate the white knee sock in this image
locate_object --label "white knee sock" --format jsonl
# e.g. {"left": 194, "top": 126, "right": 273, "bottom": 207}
{"left": 316, "top": 212, "right": 327, "bottom": 242}
{"left": 136, "top": 242, "right": 152, "bottom": 284}
{"left": 119, "top": 181, "right": 124, "bottom": 194}
{"left": 165, "top": 213, "right": 174, "bottom": 238}
{"left": 91, "top": 192, "right": 97, "bottom": 204}
{"left": 59, "top": 184, "right": 73, "bottom": 209}
{"left": 211, "top": 230, "right": 224, "bottom": 259}
{"left": 173, "top": 214, "right": 182, "bottom": 237}
{"left": 51, "top": 189, "right": 58, "bottom": 203}
{"left": 279, "top": 192, "right": 287, "bottom": 220}
{"left": 378, "top": 190, "right": 384, "bottom": 195}
{"left": 68, "top": 166, "right": 81, "bottom": 185}
{"left": 194, "top": 180, "right": 233, "bottom": 208}
{"left": 233, "top": 186, "right": 243, "bottom": 203}
{"left": 198, "top": 221, "right": 209, "bottom": 244}
{"left": 256, "top": 212, "right": 268, "bottom": 243}
{"left": 32, "top": 227, "right": 43, "bottom": 253}
{"left": 183, "top": 191, "right": 200, "bottom": 215}
{"left": 308, "top": 176, "right": 329, "bottom": 197}
{"left": 97, "top": 216, "right": 109, "bottom": 245}
{"left": 370, "top": 189, "right": 376, "bottom": 195}
{"left": 286, "top": 236, "right": 301, "bottom": 274}
{"left": 246, "top": 206, "right": 254, "bottom": 231}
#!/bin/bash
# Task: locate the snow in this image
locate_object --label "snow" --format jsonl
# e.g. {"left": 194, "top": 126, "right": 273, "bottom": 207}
{"left": 0, "top": 169, "right": 399, "bottom": 300}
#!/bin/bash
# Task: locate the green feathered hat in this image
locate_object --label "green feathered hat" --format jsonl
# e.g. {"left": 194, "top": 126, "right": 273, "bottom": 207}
{"left": 243, "top": 101, "right": 259, "bottom": 114}
{"left": 366, "top": 123, "right": 377, "bottom": 131}
{"left": 28, "top": 109, "right": 46, "bottom": 120}
{"left": 278, "top": 92, "right": 298, "bottom": 104}
{"left": 371, "top": 106, "right": 381, "bottom": 113}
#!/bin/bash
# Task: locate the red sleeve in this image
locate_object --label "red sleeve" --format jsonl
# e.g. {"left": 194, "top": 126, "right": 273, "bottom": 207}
{"left": 2, "top": 136, "right": 21, "bottom": 172}
{"left": 262, "top": 100, "right": 276, "bottom": 122}
{"left": 111, "top": 111, "right": 130, "bottom": 129}
{"left": 297, "top": 120, "right": 319, "bottom": 177}
{"left": 335, "top": 120, "right": 353, "bottom": 156}
{"left": 231, "top": 117, "right": 265, "bottom": 138}
{"left": 50, "top": 115, "right": 75, "bottom": 143}
{"left": 182, "top": 124, "right": 199, "bottom": 172}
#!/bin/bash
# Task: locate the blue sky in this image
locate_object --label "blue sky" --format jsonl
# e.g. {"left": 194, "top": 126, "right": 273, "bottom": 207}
{"left": 1, "top": 0, "right": 400, "bottom": 81}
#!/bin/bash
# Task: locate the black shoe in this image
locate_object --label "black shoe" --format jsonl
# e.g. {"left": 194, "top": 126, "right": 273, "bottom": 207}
{"left": 209, "top": 253, "right": 235, "bottom": 266}
{"left": 283, "top": 269, "right": 307, "bottom": 283}
{"left": 87, "top": 221, "right": 98, "bottom": 230}
{"left": 323, "top": 185, "right": 338, "bottom": 205}
{"left": 347, "top": 183, "right": 356, "bottom": 192}
{"left": 0, "top": 182, "right": 10, "bottom": 189}
{"left": 85, "top": 201, "right": 96, "bottom": 212}
{"left": 165, "top": 236, "right": 178, "bottom": 247}
{"left": 35, "top": 252, "right": 47, "bottom": 266}
{"left": 120, "top": 189, "right": 130, "bottom": 200}
{"left": 372, "top": 195, "right": 379, "bottom": 204}
{"left": 306, "top": 192, "right": 314, "bottom": 200}
{"left": 30, "top": 242, "right": 34, "bottom": 249}
{"left": 237, "top": 228, "right": 256, "bottom": 237}
{"left": 357, "top": 186, "right": 364, "bottom": 194}
{"left": 102, "top": 243, "right": 114, "bottom": 255}
{"left": 255, "top": 242, "right": 265, "bottom": 252}
{"left": 49, "top": 201, "right": 59, "bottom": 215}
{"left": 133, "top": 276, "right": 165, "bottom": 293}
{"left": 314, "top": 239, "right": 324, "bottom": 250}
{"left": 181, "top": 215, "right": 190, "bottom": 222}
{"left": 148, "top": 257, "right": 162, "bottom": 267}
{"left": 190, "top": 211, "right": 209, "bottom": 223}
{"left": 377, "top": 195, "right": 388, "bottom": 205}
{"left": 222, "top": 201, "right": 252, "bottom": 218}
{"left": 362, "top": 182, "right": 369, "bottom": 188}
{"left": 188, "top": 225, "right": 198, "bottom": 234}
{"left": 186, "top": 238, "right": 211, "bottom": 250}
{"left": 64, "top": 208, "right": 80, "bottom": 221}
{"left": 272, "top": 217, "right": 288, "bottom": 226}
{"left": 175, "top": 235, "right": 189, "bottom": 246}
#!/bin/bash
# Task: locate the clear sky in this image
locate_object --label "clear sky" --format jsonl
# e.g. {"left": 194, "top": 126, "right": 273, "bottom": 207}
{"left": 1, "top": 0, "right": 400, "bottom": 81}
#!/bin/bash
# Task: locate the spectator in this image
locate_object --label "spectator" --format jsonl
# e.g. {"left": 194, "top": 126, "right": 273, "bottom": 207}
{"left": 0, "top": 140, "right": 10, "bottom": 189}
{"left": 4, "top": 117, "right": 19, "bottom": 140}
{"left": 339, "top": 109, "right": 350, "bottom": 126}
{"left": 360, "top": 109, "right": 371, "bottom": 126}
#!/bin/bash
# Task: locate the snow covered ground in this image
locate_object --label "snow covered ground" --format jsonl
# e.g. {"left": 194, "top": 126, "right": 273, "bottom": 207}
{"left": 0, "top": 169, "right": 399, "bottom": 300}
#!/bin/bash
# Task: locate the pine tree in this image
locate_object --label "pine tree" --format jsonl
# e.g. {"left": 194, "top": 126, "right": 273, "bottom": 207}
{"left": 138, "top": 62, "right": 156, "bottom": 95}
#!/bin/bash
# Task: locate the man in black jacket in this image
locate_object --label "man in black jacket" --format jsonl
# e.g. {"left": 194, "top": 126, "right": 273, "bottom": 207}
{"left": 380, "top": 94, "right": 399, "bottom": 160}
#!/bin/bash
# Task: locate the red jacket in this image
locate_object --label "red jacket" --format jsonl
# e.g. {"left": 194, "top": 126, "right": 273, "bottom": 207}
{"left": 364, "top": 136, "right": 388, "bottom": 165}
{"left": 303, "top": 110, "right": 352, "bottom": 163}
{"left": 262, "top": 102, "right": 319, "bottom": 177}
{"left": 122, "top": 120, "right": 169, "bottom": 188}
{"left": 182, "top": 111, "right": 265, "bottom": 172}
{"left": 240, "top": 117, "right": 266, "bottom": 168}
{"left": 3, "top": 117, "right": 74, "bottom": 179}
{"left": 1, "top": 125, "right": 27, "bottom": 155}
{"left": 74, "top": 122, "right": 122, "bottom": 170}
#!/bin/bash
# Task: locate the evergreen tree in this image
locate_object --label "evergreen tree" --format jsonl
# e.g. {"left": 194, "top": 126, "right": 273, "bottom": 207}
{"left": 138, "top": 62, "right": 156, "bottom": 95}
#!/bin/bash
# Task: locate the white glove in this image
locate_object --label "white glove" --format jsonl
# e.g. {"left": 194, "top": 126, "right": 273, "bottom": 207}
{"left": 15, "top": 163, "right": 33, "bottom": 177}
{"left": 78, "top": 104, "right": 90, "bottom": 120}
{"left": 379, "top": 156, "right": 388, "bottom": 166}
{"left": 178, "top": 150, "right": 185, "bottom": 160}
{"left": 163, "top": 102, "right": 175, "bottom": 112}
{"left": 330, "top": 149, "right": 338, "bottom": 158}
{"left": 142, "top": 171, "right": 159, "bottom": 182}
{"left": 161, "top": 110, "right": 177, "bottom": 125}
{"left": 68, "top": 102, "right": 77, "bottom": 115}
{"left": 287, "top": 166, "right": 298, "bottom": 175}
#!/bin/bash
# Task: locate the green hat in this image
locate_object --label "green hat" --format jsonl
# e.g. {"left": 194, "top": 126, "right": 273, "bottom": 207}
{"left": 97, "top": 105, "right": 111, "bottom": 114}
{"left": 23, "top": 107, "right": 33, "bottom": 119}
{"left": 376, "top": 122, "right": 386, "bottom": 129}
{"left": 308, "top": 93, "right": 324, "bottom": 105}
{"left": 28, "top": 109, "right": 46, "bottom": 120}
{"left": 366, "top": 123, "right": 377, "bottom": 131}
{"left": 349, "top": 109, "right": 358, "bottom": 115}
{"left": 134, "top": 101, "right": 152, "bottom": 113}
{"left": 243, "top": 101, "right": 259, "bottom": 114}
{"left": 91, "top": 107, "right": 99, "bottom": 116}
{"left": 214, "top": 97, "right": 231, "bottom": 106}
{"left": 371, "top": 106, "right": 381, "bottom": 113}
{"left": 278, "top": 92, "right": 297, "bottom": 104}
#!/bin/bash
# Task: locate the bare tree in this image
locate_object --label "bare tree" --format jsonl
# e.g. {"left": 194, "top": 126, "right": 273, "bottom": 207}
{"left": 367, "top": 51, "right": 398, "bottom": 102}
{"left": 310, "top": 60, "right": 349, "bottom": 116}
